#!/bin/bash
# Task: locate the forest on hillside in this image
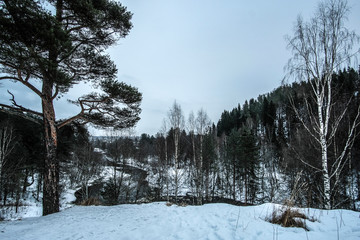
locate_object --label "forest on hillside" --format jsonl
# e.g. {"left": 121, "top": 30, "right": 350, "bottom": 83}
{"left": 1, "top": 68, "right": 359, "bottom": 214}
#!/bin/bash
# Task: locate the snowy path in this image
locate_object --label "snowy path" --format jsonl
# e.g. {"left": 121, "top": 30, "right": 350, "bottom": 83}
{"left": 1, "top": 202, "right": 359, "bottom": 240}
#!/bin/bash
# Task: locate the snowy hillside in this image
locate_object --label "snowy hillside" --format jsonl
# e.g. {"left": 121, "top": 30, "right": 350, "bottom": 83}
{"left": 1, "top": 202, "right": 359, "bottom": 240}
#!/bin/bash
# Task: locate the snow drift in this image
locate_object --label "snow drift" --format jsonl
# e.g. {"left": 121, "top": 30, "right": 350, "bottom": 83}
{"left": 1, "top": 202, "right": 360, "bottom": 240}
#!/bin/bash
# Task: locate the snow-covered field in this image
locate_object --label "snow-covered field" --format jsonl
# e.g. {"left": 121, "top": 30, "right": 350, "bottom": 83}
{"left": 1, "top": 202, "right": 359, "bottom": 240}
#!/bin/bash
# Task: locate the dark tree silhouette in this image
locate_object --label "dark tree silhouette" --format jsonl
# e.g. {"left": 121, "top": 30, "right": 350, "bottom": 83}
{"left": 0, "top": 0, "right": 141, "bottom": 215}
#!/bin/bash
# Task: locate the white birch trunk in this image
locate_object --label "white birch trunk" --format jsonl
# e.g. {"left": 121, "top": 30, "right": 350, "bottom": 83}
{"left": 320, "top": 137, "right": 331, "bottom": 209}
{"left": 168, "top": 101, "right": 184, "bottom": 203}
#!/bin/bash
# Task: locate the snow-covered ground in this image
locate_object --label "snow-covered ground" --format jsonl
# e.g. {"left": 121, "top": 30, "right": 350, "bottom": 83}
{"left": 1, "top": 202, "right": 359, "bottom": 240}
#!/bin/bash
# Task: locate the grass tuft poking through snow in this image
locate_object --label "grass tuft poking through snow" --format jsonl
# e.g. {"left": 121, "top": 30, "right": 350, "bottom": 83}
{"left": 266, "top": 205, "right": 316, "bottom": 231}
{"left": 79, "top": 197, "right": 102, "bottom": 206}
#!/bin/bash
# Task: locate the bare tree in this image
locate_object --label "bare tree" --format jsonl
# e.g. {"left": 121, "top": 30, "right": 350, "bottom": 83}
{"left": 285, "top": 0, "right": 360, "bottom": 209}
{"left": 168, "top": 101, "right": 184, "bottom": 202}
{"left": 196, "top": 109, "right": 211, "bottom": 204}
{"left": 105, "top": 128, "right": 128, "bottom": 204}
{"left": 187, "top": 111, "right": 196, "bottom": 167}
{"left": 0, "top": 122, "right": 16, "bottom": 200}
{"left": 187, "top": 111, "right": 200, "bottom": 203}
{"left": 160, "top": 118, "right": 170, "bottom": 202}
{"left": 73, "top": 143, "right": 103, "bottom": 201}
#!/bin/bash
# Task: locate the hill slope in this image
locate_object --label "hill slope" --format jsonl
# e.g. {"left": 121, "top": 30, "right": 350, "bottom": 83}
{"left": 1, "top": 202, "right": 359, "bottom": 240}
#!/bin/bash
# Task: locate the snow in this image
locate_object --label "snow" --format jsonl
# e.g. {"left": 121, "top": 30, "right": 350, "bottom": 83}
{"left": 1, "top": 202, "right": 360, "bottom": 240}
{"left": 0, "top": 186, "right": 76, "bottom": 221}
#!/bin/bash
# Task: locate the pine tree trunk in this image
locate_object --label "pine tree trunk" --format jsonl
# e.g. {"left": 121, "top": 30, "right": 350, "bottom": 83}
{"left": 245, "top": 175, "right": 248, "bottom": 205}
{"left": 199, "top": 135, "right": 203, "bottom": 205}
{"left": 22, "top": 168, "right": 29, "bottom": 195}
{"left": 36, "top": 173, "right": 42, "bottom": 202}
{"left": 42, "top": 0, "right": 63, "bottom": 216}
{"left": 0, "top": 129, "right": 4, "bottom": 202}
{"left": 113, "top": 160, "right": 117, "bottom": 203}
{"left": 233, "top": 159, "right": 236, "bottom": 201}
{"left": 164, "top": 136, "right": 169, "bottom": 202}
{"left": 205, "top": 168, "right": 209, "bottom": 202}
{"left": 42, "top": 83, "right": 60, "bottom": 216}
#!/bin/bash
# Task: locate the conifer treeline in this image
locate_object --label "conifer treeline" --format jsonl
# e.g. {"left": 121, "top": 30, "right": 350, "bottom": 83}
{"left": 215, "top": 67, "right": 360, "bottom": 208}
{"left": 217, "top": 69, "right": 360, "bottom": 208}
{"left": 101, "top": 67, "right": 359, "bottom": 209}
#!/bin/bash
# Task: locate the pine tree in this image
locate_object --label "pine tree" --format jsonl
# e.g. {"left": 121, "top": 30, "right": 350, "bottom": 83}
{"left": 226, "top": 128, "right": 241, "bottom": 200}
{"left": 0, "top": 0, "right": 141, "bottom": 215}
{"left": 238, "top": 127, "right": 259, "bottom": 204}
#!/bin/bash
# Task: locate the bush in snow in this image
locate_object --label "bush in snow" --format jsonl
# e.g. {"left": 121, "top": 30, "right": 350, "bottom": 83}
{"left": 101, "top": 178, "right": 120, "bottom": 205}
{"left": 80, "top": 197, "right": 102, "bottom": 206}
{"left": 266, "top": 204, "right": 315, "bottom": 231}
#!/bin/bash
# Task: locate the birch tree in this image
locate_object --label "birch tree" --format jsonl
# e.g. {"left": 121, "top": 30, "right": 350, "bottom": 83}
{"left": 195, "top": 108, "right": 211, "bottom": 204}
{"left": 285, "top": 0, "right": 360, "bottom": 209}
{"left": 187, "top": 111, "right": 199, "bottom": 202}
{"left": 160, "top": 119, "right": 170, "bottom": 202}
{"left": 168, "top": 101, "right": 184, "bottom": 202}
{"left": 74, "top": 142, "right": 102, "bottom": 202}
{"left": 105, "top": 129, "right": 128, "bottom": 204}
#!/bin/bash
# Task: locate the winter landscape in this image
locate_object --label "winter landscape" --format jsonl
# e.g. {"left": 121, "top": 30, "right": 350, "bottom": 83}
{"left": 1, "top": 202, "right": 360, "bottom": 240}
{"left": 1, "top": 0, "right": 360, "bottom": 239}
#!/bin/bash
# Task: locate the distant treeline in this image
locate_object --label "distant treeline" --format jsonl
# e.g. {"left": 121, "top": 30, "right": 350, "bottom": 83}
{"left": 1, "top": 68, "right": 359, "bottom": 210}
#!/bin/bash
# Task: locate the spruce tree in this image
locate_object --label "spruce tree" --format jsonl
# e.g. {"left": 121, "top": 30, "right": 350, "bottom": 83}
{"left": 238, "top": 127, "right": 259, "bottom": 204}
{"left": 226, "top": 128, "right": 241, "bottom": 200}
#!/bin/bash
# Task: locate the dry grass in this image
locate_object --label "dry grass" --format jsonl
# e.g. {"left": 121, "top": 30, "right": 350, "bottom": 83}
{"left": 177, "top": 202, "right": 188, "bottom": 207}
{"left": 267, "top": 205, "right": 316, "bottom": 231}
{"left": 266, "top": 171, "right": 316, "bottom": 231}
{"left": 165, "top": 202, "right": 187, "bottom": 207}
{"left": 80, "top": 197, "right": 102, "bottom": 206}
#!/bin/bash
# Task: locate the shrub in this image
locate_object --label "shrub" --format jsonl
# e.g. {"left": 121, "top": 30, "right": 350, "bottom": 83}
{"left": 80, "top": 197, "right": 102, "bottom": 206}
{"left": 267, "top": 205, "right": 316, "bottom": 231}
{"left": 101, "top": 179, "right": 120, "bottom": 205}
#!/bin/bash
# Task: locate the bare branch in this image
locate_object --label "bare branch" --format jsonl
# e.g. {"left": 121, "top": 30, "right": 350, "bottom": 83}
{"left": 0, "top": 76, "right": 20, "bottom": 81}
{"left": 1, "top": 91, "right": 42, "bottom": 117}
{"left": 289, "top": 94, "right": 321, "bottom": 144}
{"left": 329, "top": 103, "right": 360, "bottom": 179}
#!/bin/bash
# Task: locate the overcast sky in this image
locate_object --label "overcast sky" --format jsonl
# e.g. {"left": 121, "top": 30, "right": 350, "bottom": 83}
{"left": 1, "top": 0, "right": 359, "bottom": 136}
